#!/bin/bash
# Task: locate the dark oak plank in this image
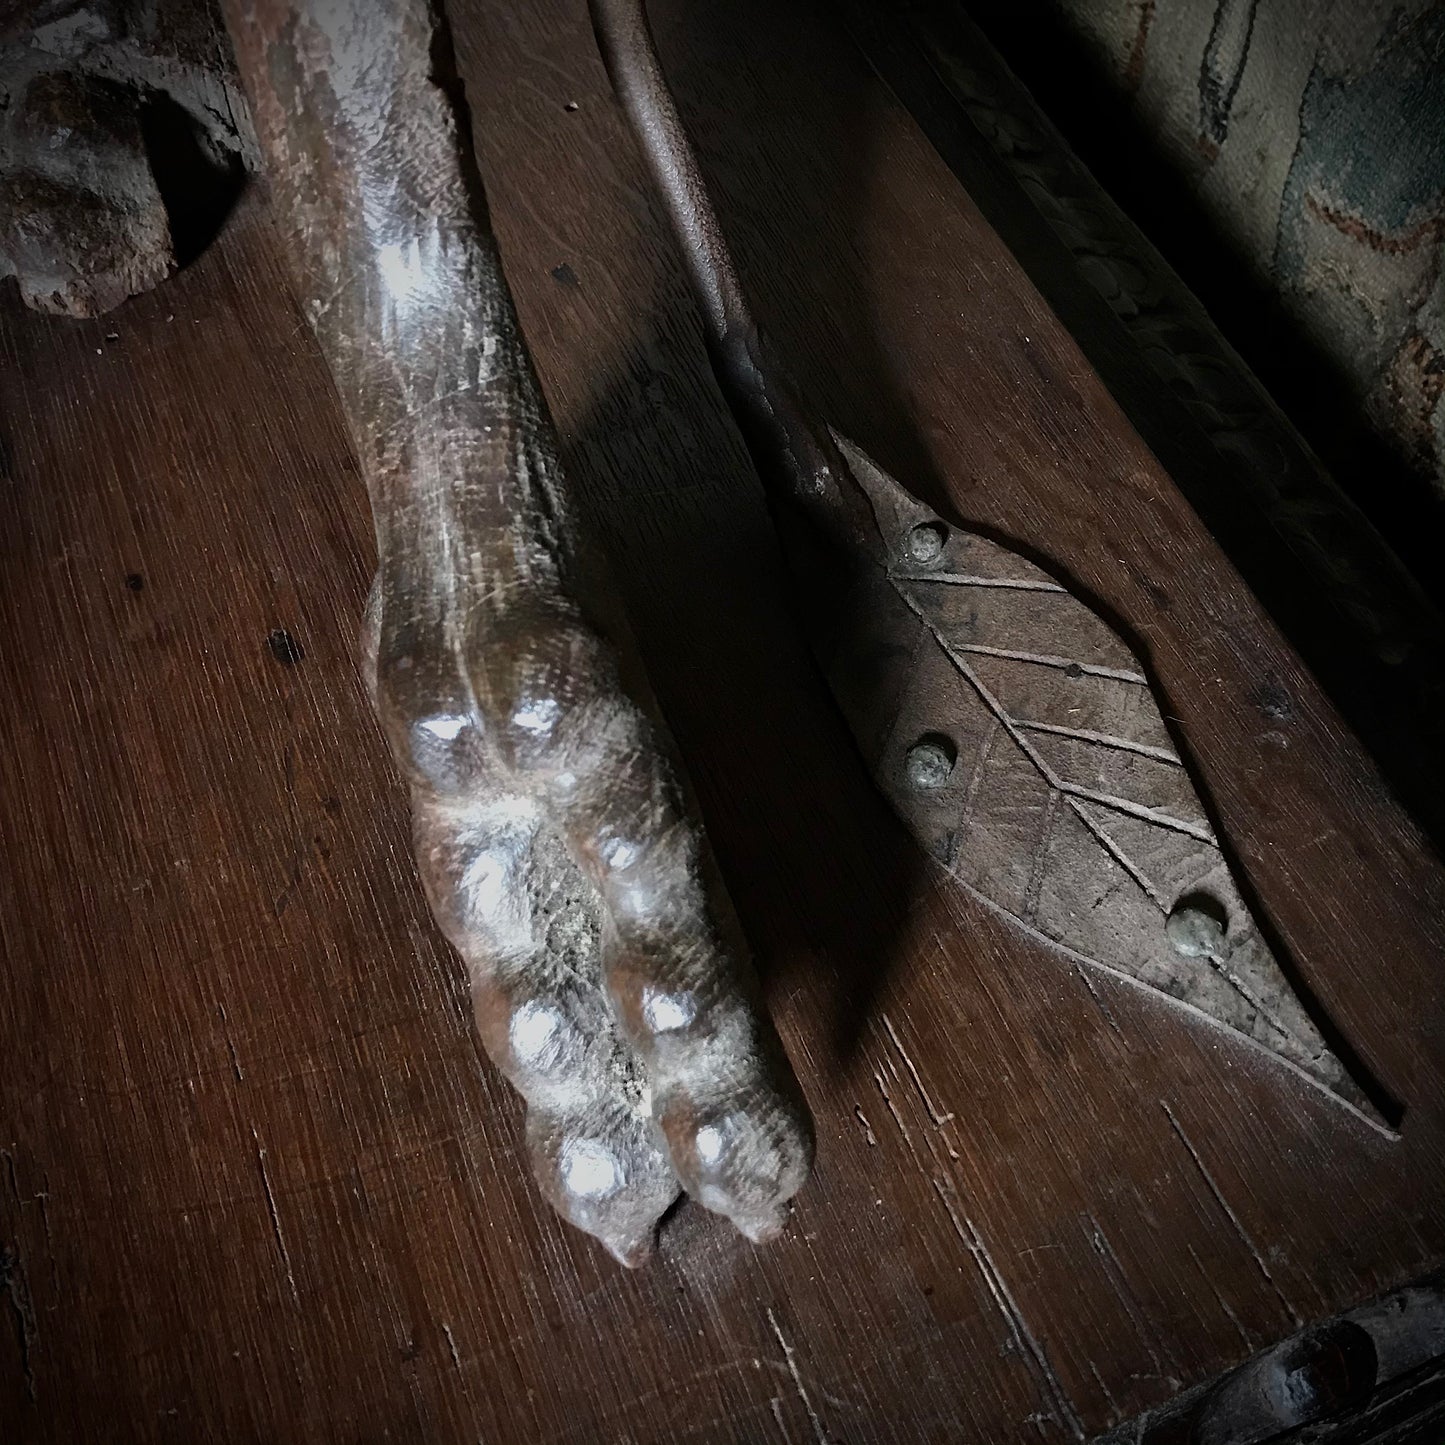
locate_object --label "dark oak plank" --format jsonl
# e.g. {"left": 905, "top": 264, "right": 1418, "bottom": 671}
{"left": 2, "top": 1, "right": 1443, "bottom": 1441}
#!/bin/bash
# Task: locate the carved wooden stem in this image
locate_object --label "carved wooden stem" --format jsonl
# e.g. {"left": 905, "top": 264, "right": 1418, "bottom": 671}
{"left": 589, "top": 0, "right": 876, "bottom": 563}
{"left": 221, "top": 0, "right": 811, "bottom": 1265}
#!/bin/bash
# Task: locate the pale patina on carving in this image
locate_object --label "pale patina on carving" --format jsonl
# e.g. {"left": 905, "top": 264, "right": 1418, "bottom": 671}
{"left": 218, "top": 0, "right": 812, "bottom": 1264}
{"left": 589, "top": 0, "right": 1390, "bottom": 1130}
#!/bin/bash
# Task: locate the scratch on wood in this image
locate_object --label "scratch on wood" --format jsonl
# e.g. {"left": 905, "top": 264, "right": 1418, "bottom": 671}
{"left": 873, "top": 1071, "right": 914, "bottom": 1150}
{"left": 1186, "top": 1243, "right": 1254, "bottom": 1350}
{"left": 766, "top": 1307, "right": 827, "bottom": 1445}
{"left": 1023, "top": 787, "right": 1062, "bottom": 923}
{"left": 881, "top": 1014, "right": 956, "bottom": 1131}
{"left": 769, "top": 1395, "right": 794, "bottom": 1444}
{"left": 1162, "top": 1104, "right": 1301, "bottom": 1327}
{"left": 933, "top": 1180, "right": 1085, "bottom": 1441}
{"left": 1018, "top": 1243, "right": 1064, "bottom": 1259}
{"left": 218, "top": 1003, "right": 245, "bottom": 1081}
{"left": 1087, "top": 1214, "right": 1166, "bottom": 1378}
{"left": 442, "top": 1322, "right": 461, "bottom": 1369}
{"left": 35, "top": 1175, "right": 56, "bottom": 1297}
{"left": 1087, "top": 1359, "right": 1121, "bottom": 1423}
{"left": 1072, "top": 964, "right": 1129, "bottom": 1045}
{"left": 853, "top": 1105, "right": 877, "bottom": 1146}
{"left": 252, "top": 1129, "right": 299, "bottom": 1306}
{"left": 958, "top": 715, "right": 1001, "bottom": 837}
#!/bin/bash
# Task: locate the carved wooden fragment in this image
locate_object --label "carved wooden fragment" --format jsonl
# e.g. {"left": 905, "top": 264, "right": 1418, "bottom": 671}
{"left": 0, "top": 0, "right": 251, "bottom": 317}
{"left": 591, "top": 0, "right": 1386, "bottom": 1128}
{"left": 8, "top": 1, "right": 1445, "bottom": 1436}
{"left": 221, "top": 0, "right": 811, "bottom": 1265}
{"left": 1100, "top": 1272, "right": 1445, "bottom": 1443}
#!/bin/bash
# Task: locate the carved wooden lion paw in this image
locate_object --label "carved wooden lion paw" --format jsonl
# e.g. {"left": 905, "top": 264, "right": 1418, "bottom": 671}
{"left": 215, "top": 0, "right": 817, "bottom": 1264}
{"left": 362, "top": 578, "right": 813, "bottom": 1265}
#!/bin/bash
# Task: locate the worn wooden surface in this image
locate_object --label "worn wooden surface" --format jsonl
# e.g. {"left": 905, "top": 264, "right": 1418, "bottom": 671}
{"left": 2, "top": 1, "right": 1443, "bottom": 1441}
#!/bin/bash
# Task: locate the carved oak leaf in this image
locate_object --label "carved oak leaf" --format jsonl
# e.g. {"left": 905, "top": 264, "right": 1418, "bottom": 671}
{"left": 582, "top": 0, "right": 1382, "bottom": 1128}
{"left": 828, "top": 435, "right": 1382, "bottom": 1127}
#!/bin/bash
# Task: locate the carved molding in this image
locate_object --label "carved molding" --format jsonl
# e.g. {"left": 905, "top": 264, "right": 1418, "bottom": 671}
{"left": 1098, "top": 1272, "right": 1445, "bottom": 1444}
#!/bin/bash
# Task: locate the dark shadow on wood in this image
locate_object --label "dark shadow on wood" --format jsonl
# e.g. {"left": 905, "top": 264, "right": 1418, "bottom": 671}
{"left": 555, "top": 337, "right": 926, "bottom": 1073}
{"left": 528, "top": 0, "right": 950, "bottom": 1068}
{"left": 140, "top": 92, "right": 247, "bottom": 270}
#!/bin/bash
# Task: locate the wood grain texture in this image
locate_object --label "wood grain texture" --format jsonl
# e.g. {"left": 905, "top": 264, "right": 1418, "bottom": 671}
{"left": 1, "top": 0, "right": 1443, "bottom": 1441}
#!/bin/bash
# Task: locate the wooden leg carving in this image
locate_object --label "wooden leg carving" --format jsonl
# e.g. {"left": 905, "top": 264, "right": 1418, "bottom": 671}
{"left": 225, "top": 0, "right": 812, "bottom": 1264}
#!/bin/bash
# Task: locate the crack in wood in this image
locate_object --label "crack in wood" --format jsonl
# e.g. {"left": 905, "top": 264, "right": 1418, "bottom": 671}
{"left": 933, "top": 1180, "right": 1085, "bottom": 1441}
{"left": 1163, "top": 1104, "right": 1302, "bottom": 1328}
